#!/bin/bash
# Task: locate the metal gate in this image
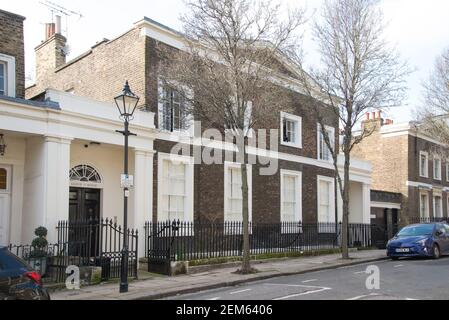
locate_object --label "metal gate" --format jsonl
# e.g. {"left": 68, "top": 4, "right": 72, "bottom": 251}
{"left": 9, "top": 219, "right": 139, "bottom": 283}
{"left": 370, "top": 223, "right": 389, "bottom": 249}
{"left": 53, "top": 219, "right": 138, "bottom": 282}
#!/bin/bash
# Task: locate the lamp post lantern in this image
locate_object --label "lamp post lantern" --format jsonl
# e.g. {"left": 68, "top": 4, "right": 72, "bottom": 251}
{"left": 114, "top": 81, "right": 139, "bottom": 293}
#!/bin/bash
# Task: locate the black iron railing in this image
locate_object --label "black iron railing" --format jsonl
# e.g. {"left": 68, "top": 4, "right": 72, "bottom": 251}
{"left": 408, "top": 217, "right": 448, "bottom": 224}
{"left": 144, "top": 221, "right": 372, "bottom": 264}
{"left": 9, "top": 219, "right": 138, "bottom": 283}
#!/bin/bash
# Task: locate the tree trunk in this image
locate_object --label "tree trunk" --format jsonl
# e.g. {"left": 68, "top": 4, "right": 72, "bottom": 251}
{"left": 240, "top": 142, "right": 252, "bottom": 274}
{"left": 341, "top": 152, "right": 351, "bottom": 260}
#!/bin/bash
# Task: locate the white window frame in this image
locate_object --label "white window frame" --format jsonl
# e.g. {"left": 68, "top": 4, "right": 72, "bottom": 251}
{"left": 0, "top": 165, "right": 11, "bottom": 194}
{"left": 157, "top": 152, "right": 194, "bottom": 222}
{"left": 280, "top": 170, "right": 302, "bottom": 223}
{"left": 0, "top": 61, "right": 6, "bottom": 96}
{"left": 419, "top": 151, "right": 429, "bottom": 178}
{"left": 434, "top": 194, "right": 443, "bottom": 218}
{"left": 0, "top": 54, "right": 16, "bottom": 97}
{"left": 280, "top": 112, "right": 302, "bottom": 149}
{"left": 224, "top": 100, "right": 254, "bottom": 138}
{"left": 224, "top": 162, "right": 252, "bottom": 235}
{"left": 434, "top": 156, "right": 442, "bottom": 181}
{"left": 224, "top": 162, "right": 252, "bottom": 222}
{"left": 446, "top": 161, "right": 449, "bottom": 182}
{"left": 157, "top": 78, "right": 194, "bottom": 136}
{"left": 420, "top": 191, "right": 430, "bottom": 218}
{"left": 317, "top": 176, "right": 336, "bottom": 229}
{"left": 447, "top": 195, "right": 449, "bottom": 217}
{"left": 317, "top": 124, "right": 335, "bottom": 162}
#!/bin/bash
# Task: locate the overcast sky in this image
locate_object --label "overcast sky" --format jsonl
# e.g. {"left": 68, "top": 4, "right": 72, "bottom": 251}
{"left": 2, "top": 0, "right": 449, "bottom": 123}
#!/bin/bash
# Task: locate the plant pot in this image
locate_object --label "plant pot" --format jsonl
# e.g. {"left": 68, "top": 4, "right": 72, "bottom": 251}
{"left": 28, "top": 257, "right": 47, "bottom": 276}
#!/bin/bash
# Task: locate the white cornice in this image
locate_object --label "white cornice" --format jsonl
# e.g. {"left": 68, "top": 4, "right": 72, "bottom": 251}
{"left": 381, "top": 122, "right": 449, "bottom": 147}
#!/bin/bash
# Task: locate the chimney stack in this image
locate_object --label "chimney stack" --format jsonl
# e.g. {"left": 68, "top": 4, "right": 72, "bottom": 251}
{"left": 362, "top": 110, "right": 385, "bottom": 132}
{"left": 35, "top": 19, "right": 67, "bottom": 85}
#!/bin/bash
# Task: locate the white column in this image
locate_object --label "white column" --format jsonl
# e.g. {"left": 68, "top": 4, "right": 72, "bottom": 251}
{"left": 362, "top": 183, "right": 371, "bottom": 224}
{"left": 9, "top": 163, "right": 24, "bottom": 245}
{"left": 133, "top": 149, "right": 155, "bottom": 258}
{"left": 43, "top": 136, "right": 72, "bottom": 243}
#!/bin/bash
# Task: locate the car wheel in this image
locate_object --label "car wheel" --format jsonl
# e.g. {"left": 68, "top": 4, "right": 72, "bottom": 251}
{"left": 432, "top": 244, "right": 441, "bottom": 260}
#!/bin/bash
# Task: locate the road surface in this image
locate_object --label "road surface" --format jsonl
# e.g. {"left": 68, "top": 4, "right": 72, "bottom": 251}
{"left": 166, "top": 257, "right": 449, "bottom": 300}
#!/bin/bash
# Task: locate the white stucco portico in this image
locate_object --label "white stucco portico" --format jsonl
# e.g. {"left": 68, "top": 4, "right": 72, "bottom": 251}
{"left": 337, "top": 155, "right": 372, "bottom": 224}
{"left": 0, "top": 91, "right": 156, "bottom": 252}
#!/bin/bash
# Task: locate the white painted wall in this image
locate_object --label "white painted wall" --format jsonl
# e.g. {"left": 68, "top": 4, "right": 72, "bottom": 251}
{"left": 0, "top": 137, "right": 26, "bottom": 245}
{"left": 21, "top": 136, "right": 71, "bottom": 244}
{"left": 22, "top": 137, "right": 45, "bottom": 244}
{"left": 70, "top": 142, "right": 135, "bottom": 226}
{"left": 349, "top": 182, "right": 364, "bottom": 224}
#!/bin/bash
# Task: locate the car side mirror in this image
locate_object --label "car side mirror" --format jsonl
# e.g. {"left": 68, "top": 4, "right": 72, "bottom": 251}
{"left": 436, "top": 231, "right": 444, "bottom": 237}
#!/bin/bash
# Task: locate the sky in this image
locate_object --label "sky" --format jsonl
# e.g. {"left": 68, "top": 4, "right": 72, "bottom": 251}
{"left": 2, "top": 0, "right": 449, "bottom": 123}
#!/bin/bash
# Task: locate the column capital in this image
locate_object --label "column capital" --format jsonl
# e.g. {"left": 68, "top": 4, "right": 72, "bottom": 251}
{"left": 44, "top": 135, "right": 74, "bottom": 145}
{"left": 134, "top": 148, "right": 156, "bottom": 157}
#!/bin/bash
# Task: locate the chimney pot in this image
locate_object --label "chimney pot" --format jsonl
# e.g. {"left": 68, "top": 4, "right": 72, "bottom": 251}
{"left": 377, "top": 111, "right": 382, "bottom": 119}
{"left": 55, "top": 15, "right": 62, "bottom": 35}
{"left": 45, "top": 23, "right": 56, "bottom": 41}
{"left": 372, "top": 112, "right": 376, "bottom": 119}
{"left": 366, "top": 113, "right": 370, "bottom": 120}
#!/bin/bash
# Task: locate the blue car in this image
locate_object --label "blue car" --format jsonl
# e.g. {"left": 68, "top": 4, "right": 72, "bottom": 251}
{"left": 0, "top": 247, "right": 50, "bottom": 300}
{"left": 387, "top": 223, "right": 449, "bottom": 260}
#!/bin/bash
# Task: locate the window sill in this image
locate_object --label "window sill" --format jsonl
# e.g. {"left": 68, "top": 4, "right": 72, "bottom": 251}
{"left": 281, "top": 141, "right": 302, "bottom": 149}
{"left": 159, "top": 129, "right": 193, "bottom": 137}
{"left": 318, "top": 158, "right": 333, "bottom": 164}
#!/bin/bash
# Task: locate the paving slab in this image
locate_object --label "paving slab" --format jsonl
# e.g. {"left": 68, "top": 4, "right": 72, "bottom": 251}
{"left": 50, "top": 249, "right": 387, "bottom": 300}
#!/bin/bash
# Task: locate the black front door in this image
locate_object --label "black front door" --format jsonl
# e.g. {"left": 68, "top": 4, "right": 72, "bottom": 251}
{"left": 69, "top": 188, "right": 101, "bottom": 256}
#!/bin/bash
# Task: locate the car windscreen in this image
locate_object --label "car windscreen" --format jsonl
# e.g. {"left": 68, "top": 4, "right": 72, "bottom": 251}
{"left": 0, "top": 249, "right": 31, "bottom": 271}
{"left": 397, "top": 225, "right": 435, "bottom": 237}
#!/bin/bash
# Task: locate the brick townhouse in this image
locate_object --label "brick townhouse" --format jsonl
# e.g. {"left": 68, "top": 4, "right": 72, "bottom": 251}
{"left": 353, "top": 112, "right": 449, "bottom": 228}
{"left": 0, "top": 11, "right": 372, "bottom": 254}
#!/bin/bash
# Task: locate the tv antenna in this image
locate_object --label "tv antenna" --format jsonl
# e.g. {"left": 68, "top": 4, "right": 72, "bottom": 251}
{"left": 39, "top": 0, "right": 83, "bottom": 38}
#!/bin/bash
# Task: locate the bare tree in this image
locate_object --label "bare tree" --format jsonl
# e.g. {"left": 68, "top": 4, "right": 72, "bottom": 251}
{"left": 298, "top": 0, "right": 409, "bottom": 259}
{"left": 158, "top": 0, "right": 305, "bottom": 274}
{"left": 420, "top": 48, "right": 449, "bottom": 145}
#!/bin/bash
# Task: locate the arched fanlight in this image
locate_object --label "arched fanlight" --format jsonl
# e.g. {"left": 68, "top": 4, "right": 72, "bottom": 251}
{"left": 69, "top": 165, "right": 101, "bottom": 183}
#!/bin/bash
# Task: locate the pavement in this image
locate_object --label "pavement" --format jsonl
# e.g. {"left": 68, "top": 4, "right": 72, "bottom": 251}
{"left": 170, "top": 256, "right": 449, "bottom": 300}
{"left": 50, "top": 249, "right": 387, "bottom": 300}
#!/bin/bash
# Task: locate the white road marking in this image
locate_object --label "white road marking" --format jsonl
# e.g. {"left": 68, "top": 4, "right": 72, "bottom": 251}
{"left": 347, "top": 293, "right": 380, "bottom": 300}
{"left": 264, "top": 283, "right": 332, "bottom": 300}
{"left": 354, "top": 271, "right": 367, "bottom": 275}
{"left": 406, "top": 298, "right": 418, "bottom": 300}
{"left": 229, "top": 289, "right": 252, "bottom": 295}
{"left": 394, "top": 265, "right": 404, "bottom": 268}
{"left": 207, "top": 297, "right": 220, "bottom": 300}
{"left": 273, "top": 287, "right": 332, "bottom": 300}
{"left": 302, "top": 279, "right": 318, "bottom": 283}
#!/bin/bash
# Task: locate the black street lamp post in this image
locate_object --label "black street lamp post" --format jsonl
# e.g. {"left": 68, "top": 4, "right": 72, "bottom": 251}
{"left": 114, "top": 81, "right": 139, "bottom": 293}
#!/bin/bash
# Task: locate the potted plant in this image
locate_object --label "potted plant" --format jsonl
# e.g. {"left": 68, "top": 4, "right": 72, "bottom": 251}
{"left": 29, "top": 226, "right": 49, "bottom": 275}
